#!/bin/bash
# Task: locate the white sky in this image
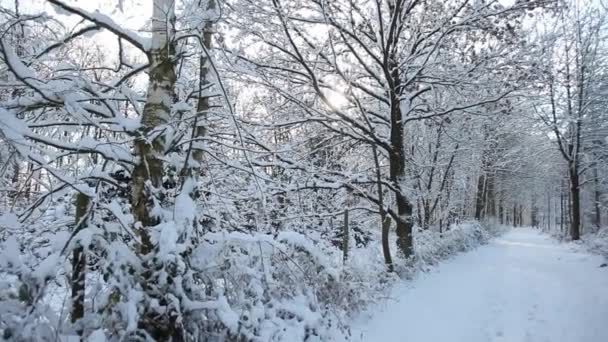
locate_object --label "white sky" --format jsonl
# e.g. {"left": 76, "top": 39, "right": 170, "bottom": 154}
{"left": 16, "top": 0, "right": 519, "bottom": 28}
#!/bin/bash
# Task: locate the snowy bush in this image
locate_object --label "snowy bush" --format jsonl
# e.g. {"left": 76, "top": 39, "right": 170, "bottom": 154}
{"left": 547, "top": 226, "right": 608, "bottom": 259}
{"left": 409, "top": 221, "right": 508, "bottom": 271}
{"left": 0, "top": 214, "right": 505, "bottom": 341}
{"left": 585, "top": 228, "right": 608, "bottom": 258}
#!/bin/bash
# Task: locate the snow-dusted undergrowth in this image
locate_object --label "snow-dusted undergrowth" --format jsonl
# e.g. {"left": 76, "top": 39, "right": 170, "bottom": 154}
{"left": 0, "top": 220, "right": 506, "bottom": 341}
{"left": 413, "top": 221, "right": 508, "bottom": 268}
{"left": 548, "top": 227, "right": 608, "bottom": 260}
{"left": 581, "top": 229, "right": 608, "bottom": 259}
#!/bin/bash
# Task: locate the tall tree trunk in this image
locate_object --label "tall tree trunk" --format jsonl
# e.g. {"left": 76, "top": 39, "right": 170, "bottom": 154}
{"left": 554, "top": 191, "right": 559, "bottom": 232}
{"left": 547, "top": 192, "right": 551, "bottom": 231}
{"left": 415, "top": 192, "right": 424, "bottom": 229}
{"left": 132, "top": 0, "right": 177, "bottom": 251}
{"left": 389, "top": 62, "right": 414, "bottom": 258}
{"left": 190, "top": 0, "right": 215, "bottom": 167}
{"left": 567, "top": 179, "right": 572, "bottom": 236}
{"left": 474, "top": 171, "right": 486, "bottom": 220}
{"left": 129, "top": 0, "right": 179, "bottom": 339}
{"left": 342, "top": 209, "right": 349, "bottom": 264}
{"left": 390, "top": 143, "right": 414, "bottom": 258}
{"left": 423, "top": 199, "right": 431, "bottom": 230}
{"left": 569, "top": 164, "right": 581, "bottom": 240}
{"left": 560, "top": 181, "right": 565, "bottom": 233}
{"left": 9, "top": 0, "right": 23, "bottom": 205}
{"left": 593, "top": 164, "right": 601, "bottom": 230}
{"left": 372, "top": 146, "right": 393, "bottom": 271}
{"left": 498, "top": 196, "right": 504, "bottom": 225}
{"left": 531, "top": 195, "right": 538, "bottom": 228}
{"left": 10, "top": 157, "right": 19, "bottom": 203}
{"left": 423, "top": 125, "right": 443, "bottom": 229}
{"left": 486, "top": 173, "right": 496, "bottom": 219}
{"left": 71, "top": 192, "right": 90, "bottom": 334}
{"left": 519, "top": 204, "right": 524, "bottom": 227}
{"left": 24, "top": 162, "right": 32, "bottom": 200}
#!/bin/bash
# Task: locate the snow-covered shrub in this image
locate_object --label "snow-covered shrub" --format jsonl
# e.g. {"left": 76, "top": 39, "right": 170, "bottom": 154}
{"left": 0, "top": 221, "right": 64, "bottom": 341}
{"left": 180, "top": 230, "right": 394, "bottom": 341}
{"left": 412, "top": 221, "right": 507, "bottom": 267}
{"left": 0, "top": 207, "right": 504, "bottom": 342}
{"left": 547, "top": 226, "right": 608, "bottom": 259}
{"left": 585, "top": 228, "right": 608, "bottom": 258}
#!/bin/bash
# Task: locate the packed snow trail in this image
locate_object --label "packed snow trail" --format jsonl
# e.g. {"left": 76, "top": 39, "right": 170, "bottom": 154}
{"left": 352, "top": 228, "right": 608, "bottom": 342}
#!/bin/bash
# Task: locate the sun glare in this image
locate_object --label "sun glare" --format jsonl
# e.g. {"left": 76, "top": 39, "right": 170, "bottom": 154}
{"left": 325, "top": 89, "right": 350, "bottom": 110}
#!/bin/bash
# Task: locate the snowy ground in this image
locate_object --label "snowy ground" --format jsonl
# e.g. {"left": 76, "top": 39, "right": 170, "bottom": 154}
{"left": 347, "top": 228, "right": 608, "bottom": 342}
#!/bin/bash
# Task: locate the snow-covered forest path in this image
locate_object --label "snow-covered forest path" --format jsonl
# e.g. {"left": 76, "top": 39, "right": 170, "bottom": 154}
{"left": 351, "top": 228, "right": 608, "bottom": 342}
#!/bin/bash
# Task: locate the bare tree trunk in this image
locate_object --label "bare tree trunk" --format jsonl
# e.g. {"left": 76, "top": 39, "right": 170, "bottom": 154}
{"left": 474, "top": 171, "right": 486, "bottom": 220}
{"left": 486, "top": 173, "right": 496, "bottom": 219}
{"left": 190, "top": 0, "right": 215, "bottom": 167}
{"left": 498, "top": 193, "right": 504, "bottom": 225}
{"left": 541, "top": 213, "right": 545, "bottom": 230}
{"left": 519, "top": 204, "right": 524, "bottom": 226}
{"left": 569, "top": 165, "right": 581, "bottom": 240}
{"left": 342, "top": 209, "right": 349, "bottom": 264}
{"left": 10, "top": 157, "right": 19, "bottom": 203}
{"left": 382, "top": 217, "right": 394, "bottom": 270}
{"left": 531, "top": 195, "right": 538, "bottom": 228}
{"left": 129, "top": 0, "right": 179, "bottom": 339}
{"left": 24, "top": 162, "right": 32, "bottom": 200}
{"left": 554, "top": 191, "right": 559, "bottom": 232}
{"left": 593, "top": 164, "right": 601, "bottom": 230}
{"left": 71, "top": 192, "right": 90, "bottom": 334}
{"left": 132, "top": 7, "right": 177, "bottom": 248}
{"left": 389, "top": 62, "right": 414, "bottom": 258}
{"left": 423, "top": 125, "right": 443, "bottom": 229}
{"left": 423, "top": 199, "right": 430, "bottom": 230}
{"left": 9, "top": 0, "right": 23, "bottom": 205}
{"left": 416, "top": 192, "right": 424, "bottom": 229}
{"left": 564, "top": 180, "right": 572, "bottom": 235}
{"left": 372, "top": 146, "right": 393, "bottom": 271}
{"left": 560, "top": 181, "right": 566, "bottom": 233}
{"left": 547, "top": 192, "right": 551, "bottom": 231}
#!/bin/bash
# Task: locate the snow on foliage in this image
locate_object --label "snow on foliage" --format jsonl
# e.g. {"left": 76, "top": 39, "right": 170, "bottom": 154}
{"left": 414, "top": 221, "right": 509, "bottom": 267}
{"left": 1, "top": 0, "right": 606, "bottom": 341}
{"left": 549, "top": 227, "right": 608, "bottom": 261}
{"left": 0, "top": 213, "right": 503, "bottom": 341}
{"left": 585, "top": 229, "right": 608, "bottom": 259}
